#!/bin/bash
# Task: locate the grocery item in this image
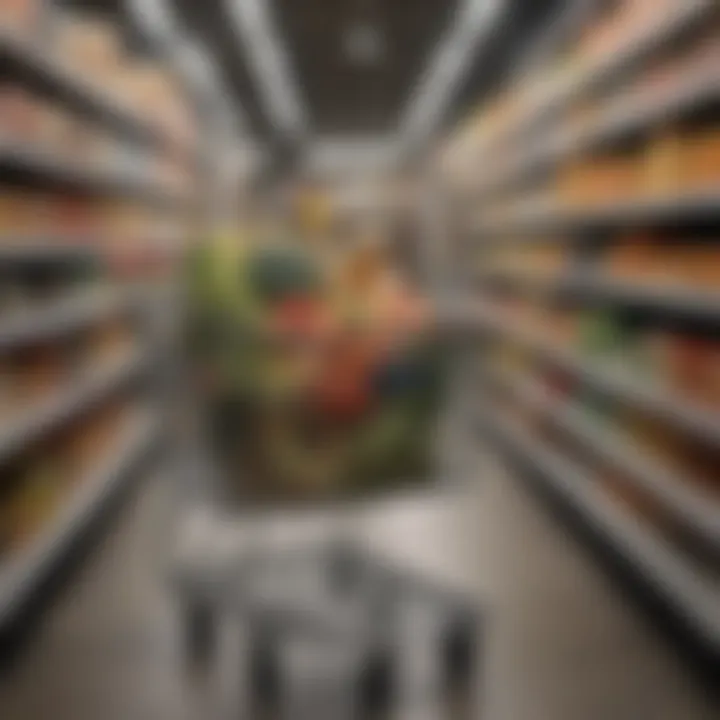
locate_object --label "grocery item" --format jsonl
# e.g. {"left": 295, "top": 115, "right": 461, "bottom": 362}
{"left": 54, "top": 14, "right": 121, "bottom": 85}
{"left": 665, "top": 333, "right": 720, "bottom": 411}
{"left": 645, "top": 131, "right": 683, "bottom": 197}
{"left": 187, "top": 238, "right": 445, "bottom": 499}
{"left": 0, "top": 0, "right": 41, "bottom": 37}
{"left": 678, "top": 126, "right": 720, "bottom": 190}
{"left": 575, "top": 310, "right": 638, "bottom": 420}
{"left": 0, "top": 85, "right": 40, "bottom": 142}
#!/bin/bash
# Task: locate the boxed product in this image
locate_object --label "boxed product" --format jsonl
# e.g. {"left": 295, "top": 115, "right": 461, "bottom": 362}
{"left": 672, "top": 435, "right": 720, "bottom": 498}
{"left": 678, "top": 127, "right": 720, "bottom": 190}
{"left": 22, "top": 345, "right": 69, "bottom": 402}
{"left": 3, "top": 451, "right": 70, "bottom": 551}
{"left": 118, "top": 62, "right": 192, "bottom": 144}
{"left": 665, "top": 333, "right": 720, "bottom": 410}
{"left": 54, "top": 14, "right": 121, "bottom": 86}
{"left": 0, "top": 85, "right": 40, "bottom": 142}
{"left": 0, "top": 353, "right": 24, "bottom": 426}
{"left": 90, "top": 318, "right": 132, "bottom": 362}
{"left": 604, "top": 234, "right": 669, "bottom": 284}
{"left": 645, "top": 131, "right": 683, "bottom": 197}
{"left": 0, "top": 0, "right": 42, "bottom": 38}
{"left": 674, "top": 241, "right": 720, "bottom": 290}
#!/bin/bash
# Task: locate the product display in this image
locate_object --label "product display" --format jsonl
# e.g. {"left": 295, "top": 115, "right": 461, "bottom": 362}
{"left": 0, "top": 2, "right": 193, "bottom": 632}
{"left": 463, "top": 1, "right": 720, "bottom": 661}
{"left": 187, "top": 238, "right": 442, "bottom": 500}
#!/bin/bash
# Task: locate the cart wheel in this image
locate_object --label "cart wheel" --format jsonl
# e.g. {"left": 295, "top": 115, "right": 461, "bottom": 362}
{"left": 183, "top": 601, "right": 217, "bottom": 665}
{"left": 248, "top": 631, "right": 281, "bottom": 708}
{"left": 359, "top": 646, "right": 396, "bottom": 715}
{"left": 441, "top": 607, "right": 477, "bottom": 687}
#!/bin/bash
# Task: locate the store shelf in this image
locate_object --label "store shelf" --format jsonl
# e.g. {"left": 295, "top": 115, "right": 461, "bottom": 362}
{"left": 0, "top": 351, "right": 146, "bottom": 466}
{"left": 475, "top": 269, "right": 720, "bottom": 324}
{"left": 0, "top": 142, "right": 187, "bottom": 208}
{"left": 485, "top": 366, "right": 720, "bottom": 556}
{"left": 0, "top": 31, "right": 177, "bottom": 157}
{"left": 478, "top": 60, "right": 720, "bottom": 201}
{"left": 0, "top": 242, "right": 97, "bottom": 269}
{"left": 480, "top": 408, "right": 720, "bottom": 654}
{"left": 470, "top": 303, "right": 720, "bottom": 448}
{"left": 486, "top": 0, "right": 715, "bottom": 157}
{"left": 474, "top": 187, "right": 720, "bottom": 237}
{"left": 0, "top": 290, "right": 127, "bottom": 351}
{"left": 0, "top": 411, "right": 158, "bottom": 627}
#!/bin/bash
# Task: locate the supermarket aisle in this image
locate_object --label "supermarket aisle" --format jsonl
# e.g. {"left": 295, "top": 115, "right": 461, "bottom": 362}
{"left": 0, "top": 446, "right": 717, "bottom": 720}
{"left": 0, "top": 459, "right": 198, "bottom": 720}
{"left": 475, "top": 447, "right": 718, "bottom": 720}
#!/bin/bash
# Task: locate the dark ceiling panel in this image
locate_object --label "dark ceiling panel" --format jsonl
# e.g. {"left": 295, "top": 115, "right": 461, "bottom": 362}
{"left": 173, "top": 0, "right": 274, "bottom": 138}
{"left": 272, "top": 0, "right": 461, "bottom": 134}
{"left": 56, "top": 0, "right": 570, "bottom": 147}
{"left": 447, "top": 0, "right": 571, "bottom": 129}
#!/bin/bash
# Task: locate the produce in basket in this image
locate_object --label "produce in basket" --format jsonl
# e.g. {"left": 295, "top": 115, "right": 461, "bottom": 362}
{"left": 186, "top": 236, "right": 444, "bottom": 498}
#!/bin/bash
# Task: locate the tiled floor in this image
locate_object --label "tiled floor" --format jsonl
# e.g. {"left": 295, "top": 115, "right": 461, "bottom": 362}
{"left": 0, "top": 442, "right": 716, "bottom": 719}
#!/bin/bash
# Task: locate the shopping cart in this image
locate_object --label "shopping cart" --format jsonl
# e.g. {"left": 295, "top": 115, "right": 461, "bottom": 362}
{"left": 172, "top": 247, "right": 480, "bottom": 714}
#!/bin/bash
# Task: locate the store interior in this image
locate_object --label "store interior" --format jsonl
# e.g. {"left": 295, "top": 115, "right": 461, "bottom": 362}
{"left": 0, "top": 1, "right": 719, "bottom": 718}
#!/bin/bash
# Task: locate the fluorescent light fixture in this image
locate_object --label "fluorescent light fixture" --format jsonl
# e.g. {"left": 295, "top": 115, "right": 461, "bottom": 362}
{"left": 127, "top": 0, "right": 248, "bottom": 138}
{"left": 344, "top": 22, "right": 386, "bottom": 66}
{"left": 401, "top": 0, "right": 504, "bottom": 145}
{"left": 226, "top": 0, "right": 307, "bottom": 136}
{"left": 127, "top": 0, "right": 180, "bottom": 42}
{"left": 306, "top": 136, "right": 401, "bottom": 176}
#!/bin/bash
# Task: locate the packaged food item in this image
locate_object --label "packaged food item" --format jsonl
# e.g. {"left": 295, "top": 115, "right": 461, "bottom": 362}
{"left": 603, "top": 465, "right": 666, "bottom": 525}
{"left": 22, "top": 345, "right": 68, "bottom": 402}
{"left": 67, "top": 401, "right": 125, "bottom": 475}
{"left": 557, "top": 153, "right": 644, "bottom": 207}
{"left": 603, "top": 233, "right": 673, "bottom": 284}
{"left": 679, "top": 127, "right": 720, "bottom": 190}
{"left": 0, "top": 275, "right": 28, "bottom": 316}
{"left": 0, "top": 85, "right": 40, "bottom": 142}
{"left": 0, "top": 0, "right": 41, "bottom": 38}
{"left": 90, "top": 318, "right": 132, "bottom": 363}
{"left": 665, "top": 333, "right": 720, "bottom": 410}
{"left": 675, "top": 241, "right": 720, "bottom": 290}
{"left": 54, "top": 14, "right": 121, "bottom": 85}
{"left": 6, "top": 452, "right": 68, "bottom": 549}
{"left": 0, "top": 354, "right": 21, "bottom": 426}
{"left": 645, "top": 131, "right": 683, "bottom": 197}
{"left": 55, "top": 196, "right": 94, "bottom": 237}
{"left": 117, "top": 61, "right": 191, "bottom": 144}
{"left": 671, "top": 435, "right": 720, "bottom": 499}
{"left": 36, "top": 104, "right": 74, "bottom": 155}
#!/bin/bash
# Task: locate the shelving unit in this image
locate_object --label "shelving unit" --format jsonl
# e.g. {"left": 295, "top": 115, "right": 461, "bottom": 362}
{"left": 0, "top": 31, "right": 163, "bottom": 153}
{"left": 0, "top": 289, "right": 127, "bottom": 350}
{"left": 0, "top": 7, "right": 197, "bottom": 638}
{"left": 0, "top": 410, "right": 159, "bottom": 627}
{"left": 0, "top": 142, "right": 188, "bottom": 209}
{"left": 476, "top": 61, "right": 720, "bottom": 202}
{"left": 472, "top": 304, "right": 720, "bottom": 449}
{"left": 479, "top": 409, "right": 720, "bottom": 655}
{"left": 0, "top": 242, "right": 96, "bottom": 268}
{"left": 474, "top": 269, "right": 720, "bottom": 324}
{"left": 470, "top": 0, "right": 715, "bottom": 173}
{"left": 483, "top": 364, "right": 720, "bottom": 556}
{"left": 474, "top": 187, "right": 720, "bottom": 237}
{"left": 0, "top": 350, "right": 146, "bottom": 464}
{"left": 446, "top": 0, "right": 720, "bottom": 664}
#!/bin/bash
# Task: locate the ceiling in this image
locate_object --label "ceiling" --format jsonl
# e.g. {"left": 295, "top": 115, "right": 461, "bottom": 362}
{"left": 59, "top": 0, "right": 568, "bottom": 156}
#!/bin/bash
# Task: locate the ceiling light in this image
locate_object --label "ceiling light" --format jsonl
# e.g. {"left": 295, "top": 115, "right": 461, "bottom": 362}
{"left": 401, "top": 0, "right": 504, "bottom": 145}
{"left": 344, "top": 22, "right": 385, "bottom": 66}
{"left": 226, "top": 0, "right": 306, "bottom": 136}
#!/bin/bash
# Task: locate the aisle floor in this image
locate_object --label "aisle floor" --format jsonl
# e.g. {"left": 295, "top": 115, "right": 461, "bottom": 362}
{"left": 0, "top": 445, "right": 716, "bottom": 720}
